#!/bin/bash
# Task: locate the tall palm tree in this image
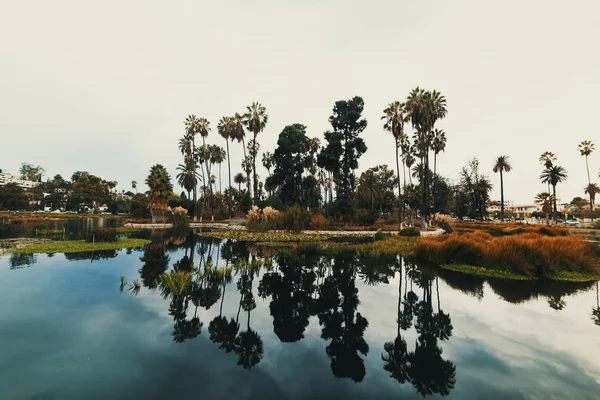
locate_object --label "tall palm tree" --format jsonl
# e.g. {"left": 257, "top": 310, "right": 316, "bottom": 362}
{"left": 431, "top": 129, "right": 446, "bottom": 214}
{"left": 176, "top": 160, "right": 200, "bottom": 201}
{"left": 539, "top": 151, "right": 556, "bottom": 192}
{"left": 492, "top": 156, "right": 512, "bottom": 221}
{"left": 540, "top": 165, "right": 568, "bottom": 222}
{"left": 431, "top": 129, "right": 446, "bottom": 178}
{"left": 584, "top": 183, "right": 600, "bottom": 211}
{"left": 197, "top": 117, "right": 211, "bottom": 203}
{"left": 405, "top": 88, "right": 447, "bottom": 227}
{"left": 262, "top": 151, "right": 274, "bottom": 198}
{"left": 535, "top": 192, "right": 553, "bottom": 226}
{"left": 184, "top": 115, "right": 201, "bottom": 220}
{"left": 212, "top": 146, "right": 226, "bottom": 194}
{"left": 382, "top": 101, "right": 410, "bottom": 230}
{"left": 232, "top": 113, "right": 251, "bottom": 199}
{"left": 131, "top": 180, "right": 137, "bottom": 193}
{"left": 146, "top": 164, "right": 174, "bottom": 223}
{"left": 578, "top": 141, "right": 595, "bottom": 213}
{"left": 234, "top": 172, "right": 246, "bottom": 192}
{"left": 218, "top": 116, "right": 234, "bottom": 219}
{"left": 244, "top": 102, "right": 268, "bottom": 205}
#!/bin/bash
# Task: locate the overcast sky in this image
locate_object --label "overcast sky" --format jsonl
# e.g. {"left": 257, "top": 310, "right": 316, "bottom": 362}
{"left": 1, "top": 0, "right": 598, "bottom": 204}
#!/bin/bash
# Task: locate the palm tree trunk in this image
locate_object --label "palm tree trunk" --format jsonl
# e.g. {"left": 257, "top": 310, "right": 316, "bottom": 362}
{"left": 552, "top": 184, "right": 558, "bottom": 223}
{"left": 586, "top": 156, "right": 593, "bottom": 215}
{"left": 395, "top": 143, "right": 403, "bottom": 230}
{"left": 242, "top": 137, "right": 252, "bottom": 202}
{"left": 192, "top": 136, "right": 197, "bottom": 221}
{"left": 226, "top": 140, "right": 232, "bottom": 219}
{"left": 433, "top": 152, "right": 437, "bottom": 215}
{"left": 253, "top": 132, "right": 258, "bottom": 206}
{"left": 500, "top": 169, "right": 504, "bottom": 221}
{"left": 219, "top": 163, "right": 222, "bottom": 195}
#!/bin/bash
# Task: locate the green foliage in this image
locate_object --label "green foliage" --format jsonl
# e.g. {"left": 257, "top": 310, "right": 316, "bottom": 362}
{"left": 282, "top": 205, "right": 312, "bottom": 232}
{"left": 85, "top": 228, "right": 118, "bottom": 243}
{"left": 71, "top": 173, "right": 116, "bottom": 210}
{"left": 398, "top": 227, "right": 420, "bottom": 237}
{"left": 434, "top": 219, "right": 453, "bottom": 233}
{"left": 318, "top": 96, "right": 368, "bottom": 220}
{"left": 355, "top": 209, "right": 379, "bottom": 226}
{"left": 374, "top": 232, "right": 391, "bottom": 241}
{"left": 271, "top": 124, "right": 310, "bottom": 205}
{"left": 15, "top": 238, "right": 150, "bottom": 254}
{"left": 0, "top": 183, "right": 28, "bottom": 210}
{"left": 455, "top": 158, "right": 493, "bottom": 220}
{"left": 172, "top": 207, "right": 190, "bottom": 227}
{"left": 129, "top": 194, "right": 150, "bottom": 219}
{"left": 19, "top": 162, "right": 45, "bottom": 182}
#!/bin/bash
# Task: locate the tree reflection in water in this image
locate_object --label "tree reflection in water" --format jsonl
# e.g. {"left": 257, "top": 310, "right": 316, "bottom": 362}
{"left": 124, "top": 233, "right": 598, "bottom": 383}
{"left": 382, "top": 259, "right": 456, "bottom": 397}
{"left": 314, "top": 253, "right": 370, "bottom": 382}
{"left": 593, "top": 282, "right": 600, "bottom": 327}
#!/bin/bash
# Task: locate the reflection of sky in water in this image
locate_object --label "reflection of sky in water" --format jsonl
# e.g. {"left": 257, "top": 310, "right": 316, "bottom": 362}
{"left": 0, "top": 244, "right": 599, "bottom": 400}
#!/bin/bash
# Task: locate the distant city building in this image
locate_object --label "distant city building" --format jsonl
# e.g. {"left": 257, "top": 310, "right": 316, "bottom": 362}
{"left": 487, "top": 200, "right": 541, "bottom": 218}
{"left": 0, "top": 172, "right": 39, "bottom": 189}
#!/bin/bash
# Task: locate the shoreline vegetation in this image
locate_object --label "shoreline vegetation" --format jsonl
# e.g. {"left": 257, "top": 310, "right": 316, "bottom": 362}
{"left": 1, "top": 212, "right": 598, "bottom": 282}
{"left": 12, "top": 238, "right": 151, "bottom": 254}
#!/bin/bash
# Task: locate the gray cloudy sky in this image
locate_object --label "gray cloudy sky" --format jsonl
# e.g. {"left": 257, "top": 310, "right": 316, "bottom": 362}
{"left": 1, "top": 0, "right": 598, "bottom": 204}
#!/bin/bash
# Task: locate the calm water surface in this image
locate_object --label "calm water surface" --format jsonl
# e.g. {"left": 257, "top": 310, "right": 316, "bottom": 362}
{"left": 1, "top": 229, "right": 599, "bottom": 400}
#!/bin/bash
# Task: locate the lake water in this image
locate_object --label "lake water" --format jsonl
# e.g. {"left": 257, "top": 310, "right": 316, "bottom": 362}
{"left": 1, "top": 228, "right": 599, "bottom": 399}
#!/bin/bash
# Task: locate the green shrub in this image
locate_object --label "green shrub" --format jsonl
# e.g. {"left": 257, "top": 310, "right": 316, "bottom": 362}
{"left": 398, "top": 227, "right": 420, "bottom": 237}
{"left": 355, "top": 209, "right": 379, "bottom": 226}
{"left": 282, "top": 205, "right": 312, "bottom": 232}
{"left": 434, "top": 219, "right": 453, "bottom": 233}
{"left": 84, "top": 228, "right": 118, "bottom": 243}
{"left": 172, "top": 206, "right": 190, "bottom": 228}
{"left": 374, "top": 232, "right": 391, "bottom": 241}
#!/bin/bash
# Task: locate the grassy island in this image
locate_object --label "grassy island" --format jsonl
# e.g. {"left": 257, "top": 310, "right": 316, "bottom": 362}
{"left": 14, "top": 238, "right": 151, "bottom": 254}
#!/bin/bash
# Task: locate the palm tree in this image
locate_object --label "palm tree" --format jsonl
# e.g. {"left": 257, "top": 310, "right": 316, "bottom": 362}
{"left": 184, "top": 115, "right": 201, "bottom": 220}
{"left": 584, "top": 183, "right": 600, "bottom": 211}
{"left": 176, "top": 159, "right": 199, "bottom": 201}
{"left": 234, "top": 172, "right": 246, "bottom": 192}
{"left": 244, "top": 102, "right": 268, "bottom": 205}
{"left": 578, "top": 141, "right": 595, "bottom": 213}
{"left": 431, "top": 129, "right": 446, "bottom": 214}
{"left": 540, "top": 166, "right": 568, "bottom": 222}
{"left": 232, "top": 113, "right": 251, "bottom": 199}
{"left": 405, "top": 88, "right": 447, "bottom": 227}
{"left": 131, "top": 180, "right": 137, "bottom": 193}
{"left": 431, "top": 129, "right": 446, "bottom": 178}
{"left": 146, "top": 164, "right": 173, "bottom": 223}
{"left": 382, "top": 101, "right": 410, "bottom": 230}
{"left": 197, "top": 117, "right": 211, "bottom": 202}
{"left": 535, "top": 192, "right": 553, "bottom": 226}
{"left": 492, "top": 156, "right": 512, "bottom": 221}
{"left": 212, "top": 146, "right": 226, "bottom": 195}
{"left": 218, "top": 116, "right": 234, "bottom": 219}
{"left": 262, "top": 151, "right": 274, "bottom": 198}
{"left": 539, "top": 151, "right": 556, "bottom": 192}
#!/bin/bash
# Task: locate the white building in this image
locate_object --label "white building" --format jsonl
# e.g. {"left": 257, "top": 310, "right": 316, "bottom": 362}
{"left": 0, "top": 172, "right": 39, "bottom": 189}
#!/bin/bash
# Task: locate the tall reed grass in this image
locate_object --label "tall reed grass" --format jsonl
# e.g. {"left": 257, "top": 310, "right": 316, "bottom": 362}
{"left": 416, "top": 232, "right": 599, "bottom": 278}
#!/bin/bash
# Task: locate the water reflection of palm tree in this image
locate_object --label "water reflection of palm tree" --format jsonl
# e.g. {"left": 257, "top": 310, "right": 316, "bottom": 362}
{"left": 382, "top": 259, "right": 456, "bottom": 397}
{"left": 548, "top": 294, "right": 567, "bottom": 311}
{"left": 233, "top": 260, "right": 264, "bottom": 369}
{"left": 592, "top": 282, "right": 600, "bottom": 327}
{"left": 139, "top": 241, "right": 169, "bottom": 288}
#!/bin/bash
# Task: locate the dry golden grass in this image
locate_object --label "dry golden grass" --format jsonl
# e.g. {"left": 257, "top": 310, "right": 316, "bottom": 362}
{"left": 416, "top": 232, "right": 599, "bottom": 279}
